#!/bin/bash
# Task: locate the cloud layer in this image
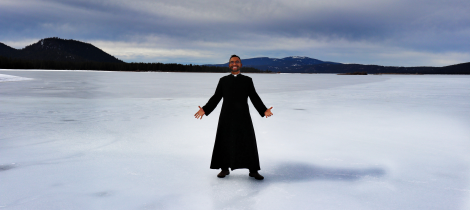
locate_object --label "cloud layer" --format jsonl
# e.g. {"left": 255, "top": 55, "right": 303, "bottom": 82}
{"left": 1, "top": 0, "right": 469, "bottom": 66}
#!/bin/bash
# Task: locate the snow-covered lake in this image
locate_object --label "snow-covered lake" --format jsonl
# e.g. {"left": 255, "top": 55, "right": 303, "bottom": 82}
{"left": 1, "top": 70, "right": 469, "bottom": 210}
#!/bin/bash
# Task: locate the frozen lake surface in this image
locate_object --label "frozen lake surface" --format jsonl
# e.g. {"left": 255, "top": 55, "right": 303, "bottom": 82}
{"left": 1, "top": 70, "right": 469, "bottom": 210}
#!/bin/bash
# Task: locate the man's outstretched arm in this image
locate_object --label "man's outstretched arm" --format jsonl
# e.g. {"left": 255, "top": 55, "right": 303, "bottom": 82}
{"left": 202, "top": 78, "right": 223, "bottom": 115}
{"left": 248, "top": 78, "right": 273, "bottom": 118}
{"left": 194, "top": 78, "right": 223, "bottom": 120}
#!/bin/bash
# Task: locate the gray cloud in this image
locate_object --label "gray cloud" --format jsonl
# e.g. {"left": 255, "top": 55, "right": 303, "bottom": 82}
{"left": 1, "top": 0, "right": 469, "bottom": 66}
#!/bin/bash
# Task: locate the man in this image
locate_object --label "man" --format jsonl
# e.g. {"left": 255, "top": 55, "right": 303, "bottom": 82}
{"left": 194, "top": 55, "right": 273, "bottom": 180}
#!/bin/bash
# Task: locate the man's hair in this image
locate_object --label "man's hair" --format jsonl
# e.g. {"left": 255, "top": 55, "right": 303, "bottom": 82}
{"left": 230, "top": 54, "right": 241, "bottom": 62}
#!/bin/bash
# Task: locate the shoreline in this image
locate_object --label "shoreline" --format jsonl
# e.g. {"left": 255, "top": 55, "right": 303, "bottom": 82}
{"left": 1, "top": 69, "right": 469, "bottom": 75}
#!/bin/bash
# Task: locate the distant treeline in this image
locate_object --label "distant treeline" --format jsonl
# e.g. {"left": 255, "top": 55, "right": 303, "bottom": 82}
{"left": 292, "top": 63, "right": 470, "bottom": 74}
{"left": 0, "top": 56, "right": 271, "bottom": 73}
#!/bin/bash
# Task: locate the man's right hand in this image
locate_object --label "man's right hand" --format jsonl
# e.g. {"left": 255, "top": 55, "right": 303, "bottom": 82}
{"left": 194, "top": 106, "right": 205, "bottom": 120}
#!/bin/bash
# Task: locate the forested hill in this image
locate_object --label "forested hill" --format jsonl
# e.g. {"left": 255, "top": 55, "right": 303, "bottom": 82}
{"left": 0, "top": 42, "right": 18, "bottom": 55}
{"left": 0, "top": 37, "right": 123, "bottom": 63}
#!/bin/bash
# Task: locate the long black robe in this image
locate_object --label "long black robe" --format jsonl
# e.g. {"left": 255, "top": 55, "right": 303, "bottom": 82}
{"left": 203, "top": 74, "right": 267, "bottom": 171}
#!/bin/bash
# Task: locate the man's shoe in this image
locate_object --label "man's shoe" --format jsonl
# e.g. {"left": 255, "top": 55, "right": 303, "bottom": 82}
{"left": 249, "top": 172, "right": 264, "bottom": 180}
{"left": 217, "top": 170, "right": 230, "bottom": 178}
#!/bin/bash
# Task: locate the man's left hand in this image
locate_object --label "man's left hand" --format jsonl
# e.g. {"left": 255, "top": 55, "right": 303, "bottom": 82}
{"left": 265, "top": 107, "right": 273, "bottom": 118}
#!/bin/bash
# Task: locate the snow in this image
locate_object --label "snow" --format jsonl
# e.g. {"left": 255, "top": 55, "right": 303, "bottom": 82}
{"left": 288, "top": 56, "right": 308, "bottom": 59}
{"left": 1, "top": 70, "right": 469, "bottom": 210}
{"left": 0, "top": 74, "right": 33, "bottom": 82}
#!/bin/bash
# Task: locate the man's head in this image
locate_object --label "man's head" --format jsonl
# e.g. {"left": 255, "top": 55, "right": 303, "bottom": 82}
{"left": 229, "top": 54, "right": 242, "bottom": 74}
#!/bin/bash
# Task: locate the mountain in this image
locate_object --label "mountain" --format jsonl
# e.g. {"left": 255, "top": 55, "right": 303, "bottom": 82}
{"left": 0, "top": 42, "right": 19, "bottom": 57}
{"left": 0, "top": 38, "right": 123, "bottom": 63}
{"left": 206, "top": 56, "right": 341, "bottom": 71}
{"left": 207, "top": 56, "right": 469, "bottom": 74}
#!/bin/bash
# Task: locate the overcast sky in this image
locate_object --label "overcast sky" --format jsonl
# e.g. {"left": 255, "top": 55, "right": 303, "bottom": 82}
{"left": 1, "top": 0, "right": 469, "bottom": 66}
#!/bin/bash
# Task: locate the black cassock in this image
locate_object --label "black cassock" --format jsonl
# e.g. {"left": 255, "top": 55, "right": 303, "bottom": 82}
{"left": 203, "top": 74, "right": 267, "bottom": 171}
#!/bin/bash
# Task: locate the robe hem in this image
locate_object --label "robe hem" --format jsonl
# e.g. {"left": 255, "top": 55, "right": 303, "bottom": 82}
{"left": 210, "top": 166, "right": 261, "bottom": 171}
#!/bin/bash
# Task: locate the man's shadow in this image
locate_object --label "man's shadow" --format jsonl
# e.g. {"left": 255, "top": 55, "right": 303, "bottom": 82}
{"left": 266, "top": 162, "right": 386, "bottom": 183}
{"left": 210, "top": 161, "right": 386, "bottom": 209}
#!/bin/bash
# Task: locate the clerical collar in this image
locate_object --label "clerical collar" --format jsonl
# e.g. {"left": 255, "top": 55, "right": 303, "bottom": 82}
{"left": 231, "top": 73, "right": 239, "bottom": 77}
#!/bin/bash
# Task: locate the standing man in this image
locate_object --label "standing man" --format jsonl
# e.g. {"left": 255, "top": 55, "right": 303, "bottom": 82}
{"left": 194, "top": 55, "right": 273, "bottom": 180}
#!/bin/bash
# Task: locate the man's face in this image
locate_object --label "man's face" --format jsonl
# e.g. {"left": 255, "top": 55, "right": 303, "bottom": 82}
{"left": 229, "top": 57, "right": 242, "bottom": 73}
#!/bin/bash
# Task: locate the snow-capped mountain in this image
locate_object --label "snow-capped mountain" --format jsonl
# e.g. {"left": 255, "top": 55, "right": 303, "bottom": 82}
{"left": 205, "top": 56, "right": 470, "bottom": 74}
{"left": 206, "top": 56, "right": 341, "bottom": 72}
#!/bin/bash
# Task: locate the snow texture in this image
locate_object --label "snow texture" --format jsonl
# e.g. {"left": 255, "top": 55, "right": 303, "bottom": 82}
{"left": 0, "top": 70, "right": 469, "bottom": 210}
{"left": 0, "top": 74, "right": 33, "bottom": 82}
